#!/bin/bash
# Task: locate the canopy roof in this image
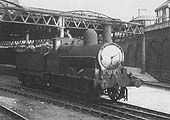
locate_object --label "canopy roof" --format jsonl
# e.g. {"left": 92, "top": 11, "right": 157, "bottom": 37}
{"left": 0, "top": 3, "right": 144, "bottom": 46}
{"left": 155, "top": 0, "right": 170, "bottom": 12}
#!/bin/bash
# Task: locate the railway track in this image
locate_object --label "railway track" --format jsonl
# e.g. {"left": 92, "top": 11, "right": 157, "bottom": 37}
{"left": 0, "top": 104, "right": 29, "bottom": 120}
{"left": 0, "top": 83, "right": 170, "bottom": 120}
{"left": 97, "top": 99, "right": 170, "bottom": 120}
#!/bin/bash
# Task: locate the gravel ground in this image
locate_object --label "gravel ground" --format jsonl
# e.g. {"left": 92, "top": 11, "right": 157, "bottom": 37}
{"left": 0, "top": 75, "right": 103, "bottom": 120}
{"left": 0, "top": 109, "right": 14, "bottom": 120}
{"left": 0, "top": 91, "right": 104, "bottom": 120}
{"left": 0, "top": 75, "right": 19, "bottom": 85}
{"left": 1, "top": 75, "right": 170, "bottom": 119}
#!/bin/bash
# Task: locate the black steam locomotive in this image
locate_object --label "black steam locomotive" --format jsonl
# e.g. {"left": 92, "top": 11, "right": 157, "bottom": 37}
{"left": 16, "top": 29, "right": 141, "bottom": 101}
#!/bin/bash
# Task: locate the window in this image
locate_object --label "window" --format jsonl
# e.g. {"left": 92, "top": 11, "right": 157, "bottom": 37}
{"left": 166, "top": 8, "right": 169, "bottom": 21}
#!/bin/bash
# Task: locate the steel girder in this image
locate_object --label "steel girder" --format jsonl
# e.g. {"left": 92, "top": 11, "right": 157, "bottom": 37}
{"left": 0, "top": 7, "right": 62, "bottom": 27}
{"left": 0, "top": 7, "right": 144, "bottom": 34}
{"left": 0, "top": 6, "right": 144, "bottom": 48}
{"left": 112, "top": 21, "right": 144, "bottom": 38}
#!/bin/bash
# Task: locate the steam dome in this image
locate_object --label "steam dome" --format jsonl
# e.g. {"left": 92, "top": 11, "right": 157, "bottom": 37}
{"left": 84, "top": 29, "right": 98, "bottom": 46}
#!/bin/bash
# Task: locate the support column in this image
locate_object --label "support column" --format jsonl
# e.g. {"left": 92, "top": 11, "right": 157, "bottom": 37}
{"left": 169, "top": 8, "right": 170, "bottom": 21}
{"left": 53, "top": 35, "right": 57, "bottom": 50}
{"left": 60, "top": 27, "right": 65, "bottom": 37}
{"left": 142, "top": 33, "right": 146, "bottom": 73}
{"left": 26, "top": 31, "right": 29, "bottom": 47}
{"left": 59, "top": 16, "right": 65, "bottom": 37}
{"left": 53, "top": 34, "right": 62, "bottom": 50}
{"left": 53, "top": 34, "right": 59, "bottom": 50}
{"left": 103, "top": 23, "right": 112, "bottom": 43}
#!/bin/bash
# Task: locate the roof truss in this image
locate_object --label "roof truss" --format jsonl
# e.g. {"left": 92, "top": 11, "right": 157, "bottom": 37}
{"left": 0, "top": 6, "right": 144, "bottom": 44}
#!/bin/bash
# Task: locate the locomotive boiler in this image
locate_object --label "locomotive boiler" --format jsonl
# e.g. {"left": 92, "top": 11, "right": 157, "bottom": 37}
{"left": 16, "top": 29, "right": 142, "bottom": 101}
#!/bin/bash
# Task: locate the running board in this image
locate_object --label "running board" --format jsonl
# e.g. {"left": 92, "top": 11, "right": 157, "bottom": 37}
{"left": 124, "top": 67, "right": 158, "bottom": 82}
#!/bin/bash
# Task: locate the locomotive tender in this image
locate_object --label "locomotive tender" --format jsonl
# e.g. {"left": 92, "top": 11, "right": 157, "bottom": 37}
{"left": 16, "top": 29, "right": 142, "bottom": 101}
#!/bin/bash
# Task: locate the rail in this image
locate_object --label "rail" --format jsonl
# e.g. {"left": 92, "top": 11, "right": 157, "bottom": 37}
{"left": 0, "top": 82, "right": 170, "bottom": 120}
{"left": 0, "top": 104, "right": 29, "bottom": 120}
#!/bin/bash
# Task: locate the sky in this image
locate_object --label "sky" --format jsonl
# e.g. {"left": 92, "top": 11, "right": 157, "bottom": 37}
{"left": 19, "top": 0, "right": 165, "bottom": 21}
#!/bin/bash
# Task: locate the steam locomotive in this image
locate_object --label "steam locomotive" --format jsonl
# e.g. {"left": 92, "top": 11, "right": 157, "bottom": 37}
{"left": 16, "top": 29, "right": 142, "bottom": 101}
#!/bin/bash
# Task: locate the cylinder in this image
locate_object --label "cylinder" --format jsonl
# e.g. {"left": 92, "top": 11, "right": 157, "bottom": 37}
{"left": 103, "top": 24, "right": 112, "bottom": 43}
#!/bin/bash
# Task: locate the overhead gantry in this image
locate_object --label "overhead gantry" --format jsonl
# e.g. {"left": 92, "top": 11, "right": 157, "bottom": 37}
{"left": 0, "top": 3, "right": 144, "bottom": 47}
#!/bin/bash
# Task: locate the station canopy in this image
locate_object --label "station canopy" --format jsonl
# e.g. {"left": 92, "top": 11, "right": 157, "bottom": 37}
{"left": 0, "top": 1, "right": 144, "bottom": 47}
